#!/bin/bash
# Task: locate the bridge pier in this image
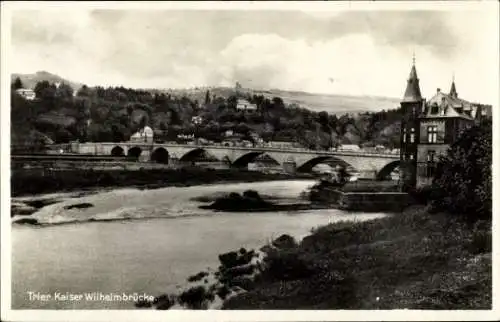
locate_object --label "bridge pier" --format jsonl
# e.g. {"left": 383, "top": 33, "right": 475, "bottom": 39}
{"left": 282, "top": 161, "right": 297, "bottom": 174}
{"left": 169, "top": 156, "right": 180, "bottom": 168}
{"left": 138, "top": 151, "right": 151, "bottom": 162}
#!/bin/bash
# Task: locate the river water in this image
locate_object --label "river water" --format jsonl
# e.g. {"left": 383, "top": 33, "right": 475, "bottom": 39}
{"left": 11, "top": 180, "right": 387, "bottom": 309}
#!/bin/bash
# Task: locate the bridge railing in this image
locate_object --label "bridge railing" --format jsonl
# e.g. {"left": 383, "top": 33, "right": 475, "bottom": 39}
{"left": 41, "top": 142, "right": 400, "bottom": 157}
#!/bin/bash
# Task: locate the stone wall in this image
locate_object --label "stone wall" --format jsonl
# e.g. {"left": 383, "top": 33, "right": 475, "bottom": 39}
{"left": 338, "top": 191, "right": 411, "bottom": 212}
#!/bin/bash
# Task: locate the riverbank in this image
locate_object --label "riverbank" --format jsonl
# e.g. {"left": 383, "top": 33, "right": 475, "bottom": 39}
{"left": 220, "top": 205, "right": 491, "bottom": 309}
{"left": 11, "top": 167, "right": 313, "bottom": 197}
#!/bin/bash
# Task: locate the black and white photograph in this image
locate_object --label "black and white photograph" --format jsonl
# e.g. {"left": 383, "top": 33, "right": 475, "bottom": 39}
{"left": 1, "top": 1, "right": 498, "bottom": 321}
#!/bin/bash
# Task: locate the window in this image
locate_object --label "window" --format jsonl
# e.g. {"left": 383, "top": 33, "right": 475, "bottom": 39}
{"left": 410, "top": 128, "right": 415, "bottom": 143}
{"left": 427, "top": 150, "right": 436, "bottom": 177}
{"left": 431, "top": 103, "right": 439, "bottom": 114}
{"left": 427, "top": 150, "right": 436, "bottom": 162}
{"left": 427, "top": 126, "right": 438, "bottom": 143}
{"left": 402, "top": 128, "right": 407, "bottom": 143}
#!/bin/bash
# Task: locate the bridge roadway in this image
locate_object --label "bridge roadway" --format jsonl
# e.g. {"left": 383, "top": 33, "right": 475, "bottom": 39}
{"left": 53, "top": 142, "right": 400, "bottom": 179}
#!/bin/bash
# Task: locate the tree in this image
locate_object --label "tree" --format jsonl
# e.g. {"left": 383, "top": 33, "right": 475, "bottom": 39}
{"left": 272, "top": 97, "right": 285, "bottom": 110}
{"left": 56, "top": 82, "right": 74, "bottom": 98}
{"left": 227, "top": 95, "right": 238, "bottom": 109}
{"left": 34, "top": 81, "right": 51, "bottom": 99}
{"left": 205, "top": 90, "right": 211, "bottom": 105}
{"left": 431, "top": 120, "right": 492, "bottom": 220}
{"left": 12, "top": 77, "right": 23, "bottom": 90}
{"left": 76, "top": 85, "right": 91, "bottom": 97}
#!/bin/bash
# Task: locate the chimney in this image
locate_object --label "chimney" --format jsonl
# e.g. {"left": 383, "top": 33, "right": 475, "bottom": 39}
{"left": 437, "top": 88, "right": 441, "bottom": 93}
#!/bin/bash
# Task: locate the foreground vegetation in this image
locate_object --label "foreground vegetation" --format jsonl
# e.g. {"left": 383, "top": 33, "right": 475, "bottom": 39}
{"left": 222, "top": 205, "right": 491, "bottom": 309}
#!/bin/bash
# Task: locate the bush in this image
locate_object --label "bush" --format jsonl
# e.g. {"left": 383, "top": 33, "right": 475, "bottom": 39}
{"left": 152, "top": 294, "right": 175, "bottom": 310}
{"left": 262, "top": 249, "right": 314, "bottom": 281}
{"left": 467, "top": 221, "right": 492, "bottom": 255}
{"left": 431, "top": 120, "right": 492, "bottom": 221}
{"left": 187, "top": 271, "right": 208, "bottom": 282}
{"left": 409, "top": 185, "right": 438, "bottom": 205}
{"left": 216, "top": 285, "right": 231, "bottom": 299}
{"left": 271, "top": 234, "right": 298, "bottom": 249}
{"left": 178, "top": 286, "right": 214, "bottom": 309}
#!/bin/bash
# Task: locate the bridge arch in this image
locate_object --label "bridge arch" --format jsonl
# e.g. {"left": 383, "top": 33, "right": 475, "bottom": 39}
{"left": 151, "top": 147, "right": 169, "bottom": 164}
{"left": 376, "top": 160, "right": 400, "bottom": 180}
{"left": 127, "top": 146, "right": 142, "bottom": 160}
{"left": 232, "top": 151, "right": 266, "bottom": 168}
{"left": 296, "top": 156, "right": 354, "bottom": 173}
{"left": 179, "top": 148, "right": 207, "bottom": 162}
{"left": 111, "top": 146, "right": 125, "bottom": 157}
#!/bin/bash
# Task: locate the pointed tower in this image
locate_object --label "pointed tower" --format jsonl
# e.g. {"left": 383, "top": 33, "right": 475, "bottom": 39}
{"left": 449, "top": 75, "right": 458, "bottom": 98}
{"left": 399, "top": 56, "right": 423, "bottom": 191}
{"left": 402, "top": 64, "right": 423, "bottom": 103}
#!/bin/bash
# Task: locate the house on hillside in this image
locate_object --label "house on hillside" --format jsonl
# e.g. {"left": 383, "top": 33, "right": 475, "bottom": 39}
{"left": 267, "top": 140, "right": 301, "bottom": 149}
{"left": 249, "top": 132, "right": 264, "bottom": 145}
{"left": 130, "top": 126, "right": 154, "bottom": 143}
{"left": 15, "top": 88, "right": 36, "bottom": 100}
{"left": 399, "top": 60, "right": 492, "bottom": 189}
{"left": 222, "top": 132, "right": 245, "bottom": 147}
{"left": 191, "top": 115, "right": 203, "bottom": 125}
{"left": 338, "top": 144, "right": 361, "bottom": 152}
{"left": 236, "top": 98, "right": 257, "bottom": 111}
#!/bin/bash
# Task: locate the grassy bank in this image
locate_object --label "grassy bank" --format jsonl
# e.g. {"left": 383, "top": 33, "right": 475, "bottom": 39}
{"left": 222, "top": 205, "right": 491, "bottom": 309}
{"left": 11, "top": 167, "right": 312, "bottom": 197}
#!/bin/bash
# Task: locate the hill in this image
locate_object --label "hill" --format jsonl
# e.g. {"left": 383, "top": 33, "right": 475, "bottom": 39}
{"left": 12, "top": 72, "right": 400, "bottom": 115}
{"left": 150, "top": 86, "right": 400, "bottom": 116}
{"left": 11, "top": 71, "right": 84, "bottom": 92}
{"left": 10, "top": 71, "right": 403, "bottom": 150}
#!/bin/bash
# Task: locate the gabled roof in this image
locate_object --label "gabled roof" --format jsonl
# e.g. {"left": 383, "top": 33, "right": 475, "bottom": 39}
{"left": 422, "top": 91, "right": 475, "bottom": 120}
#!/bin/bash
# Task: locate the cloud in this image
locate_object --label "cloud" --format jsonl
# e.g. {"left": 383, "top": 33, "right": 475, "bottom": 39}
{"left": 9, "top": 8, "right": 498, "bottom": 103}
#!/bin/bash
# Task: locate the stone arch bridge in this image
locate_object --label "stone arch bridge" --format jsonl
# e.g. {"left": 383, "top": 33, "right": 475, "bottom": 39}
{"left": 69, "top": 142, "right": 400, "bottom": 179}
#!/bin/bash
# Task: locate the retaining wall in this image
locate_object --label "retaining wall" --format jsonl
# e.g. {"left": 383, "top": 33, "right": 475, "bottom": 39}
{"left": 338, "top": 191, "right": 411, "bottom": 212}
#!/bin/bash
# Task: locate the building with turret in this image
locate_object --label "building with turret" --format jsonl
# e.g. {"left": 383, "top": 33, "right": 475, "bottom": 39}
{"left": 399, "top": 59, "right": 492, "bottom": 190}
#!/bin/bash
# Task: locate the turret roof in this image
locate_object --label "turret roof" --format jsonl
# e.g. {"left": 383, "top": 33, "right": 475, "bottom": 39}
{"left": 402, "top": 64, "right": 423, "bottom": 103}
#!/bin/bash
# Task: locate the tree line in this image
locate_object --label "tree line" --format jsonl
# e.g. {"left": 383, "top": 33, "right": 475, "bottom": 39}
{"left": 11, "top": 77, "right": 402, "bottom": 150}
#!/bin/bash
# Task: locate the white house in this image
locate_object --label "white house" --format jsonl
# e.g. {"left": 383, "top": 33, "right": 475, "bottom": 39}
{"left": 130, "top": 126, "right": 154, "bottom": 143}
{"left": 16, "top": 88, "right": 36, "bottom": 100}
{"left": 236, "top": 99, "right": 257, "bottom": 111}
{"left": 191, "top": 116, "right": 203, "bottom": 125}
{"left": 339, "top": 144, "right": 361, "bottom": 152}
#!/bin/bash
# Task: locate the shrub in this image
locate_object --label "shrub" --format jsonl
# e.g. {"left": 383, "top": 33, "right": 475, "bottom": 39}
{"left": 178, "top": 286, "right": 214, "bottom": 309}
{"left": 271, "top": 234, "right": 298, "bottom": 249}
{"left": 216, "top": 285, "right": 231, "bottom": 299}
{"left": 218, "top": 250, "right": 255, "bottom": 269}
{"left": 187, "top": 271, "right": 209, "bottom": 282}
{"left": 152, "top": 294, "right": 175, "bottom": 310}
{"left": 262, "top": 249, "right": 314, "bottom": 281}
{"left": 409, "top": 185, "right": 438, "bottom": 205}
{"left": 431, "top": 120, "right": 492, "bottom": 221}
{"left": 467, "top": 220, "right": 492, "bottom": 254}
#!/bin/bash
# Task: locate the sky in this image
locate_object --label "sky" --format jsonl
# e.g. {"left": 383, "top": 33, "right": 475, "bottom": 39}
{"left": 8, "top": 3, "right": 499, "bottom": 104}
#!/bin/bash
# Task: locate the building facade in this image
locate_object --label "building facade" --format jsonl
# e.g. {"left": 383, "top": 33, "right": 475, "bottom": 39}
{"left": 236, "top": 98, "right": 257, "bottom": 111}
{"left": 130, "top": 126, "right": 154, "bottom": 143}
{"left": 399, "top": 61, "right": 492, "bottom": 190}
{"left": 15, "top": 88, "right": 36, "bottom": 100}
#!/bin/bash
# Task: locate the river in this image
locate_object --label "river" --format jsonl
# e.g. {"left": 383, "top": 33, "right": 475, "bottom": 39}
{"left": 11, "top": 180, "right": 387, "bottom": 309}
